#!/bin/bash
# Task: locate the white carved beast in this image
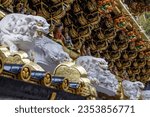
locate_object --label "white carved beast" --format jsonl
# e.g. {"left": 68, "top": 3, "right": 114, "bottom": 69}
{"left": 76, "top": 56, "right": 118, "bottom": 94}
{"left": 0, "top": 14, "right": 72, "bottom": 73}
{"left": 33, "top": 37, "right": 72, "bottom": 72}
{"left": 0, "top": 13, "right": 50, "bottom": 53}
{"left": 122, "top": 80, "right": 145, "bottom": 100}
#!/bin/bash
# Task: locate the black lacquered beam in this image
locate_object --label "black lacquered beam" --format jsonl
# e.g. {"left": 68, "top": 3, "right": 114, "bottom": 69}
{"left": 0, "top": 76, "right": 86, "bottom": 100}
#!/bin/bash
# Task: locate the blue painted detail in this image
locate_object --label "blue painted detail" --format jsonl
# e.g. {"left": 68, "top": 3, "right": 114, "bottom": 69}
{"left": 31, "top": 71, "right": 46, "bottom": 80}
{"left": 69, "top": 82, "right": 80, "bottom": 89}
{"left": 3, "top": 64, "right": 24, "bottom": 74}
{"left": 51, "top": 76, "right": 65, "bottom": 85}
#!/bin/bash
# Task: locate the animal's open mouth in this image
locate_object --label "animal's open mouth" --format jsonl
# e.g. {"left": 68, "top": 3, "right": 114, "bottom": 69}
{"left": 37, "top": 31, "right": 43, "bottom": 36}
{"left": 36, "top": 22, "right": 50, "bottom": 34}
{"left": 36, "top": 27, "right": 49, "bottom": 35}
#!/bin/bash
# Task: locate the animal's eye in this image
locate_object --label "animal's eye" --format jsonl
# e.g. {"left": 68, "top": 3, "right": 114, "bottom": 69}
{"left": 99, "top": 62, "right": 103, "bottom": 65}
{"left": 40, "top": 20, "right": 43, "bottom": 23}
{"left": 37, "top": 23, "right": 43, "bottom": 26}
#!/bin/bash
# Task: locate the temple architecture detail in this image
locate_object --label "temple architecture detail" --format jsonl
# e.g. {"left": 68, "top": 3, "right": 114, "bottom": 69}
{"left": 0, "top": 0, "right": 149, "bottom": 100}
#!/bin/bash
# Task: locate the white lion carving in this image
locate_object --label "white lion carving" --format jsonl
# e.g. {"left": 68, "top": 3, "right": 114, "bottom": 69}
{"left": 0, "top": 13, "right": 50, "bottom": 53}
{"left": 76, "top": 56, "right": 118, "bottom": 96}
{"left": 122, "top": 80, "right": 145, "bottom": 100}
{"left": 0, "top": 13, "right": 72, "bottom": 73}
{"left": 33, "top": 37, "right": 72, "bottom": 72}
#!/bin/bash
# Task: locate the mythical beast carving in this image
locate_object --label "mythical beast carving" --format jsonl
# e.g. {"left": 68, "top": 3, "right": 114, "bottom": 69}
{"left": 122, "top": 80, "right": 145, "bottom": 100}
{"left": 76, "top": 56, "right": 118, "bottom": 96}
{"left": 0, "top": 14, "right": 72, "bottom": 72}
{"left": 33, "top": 37, "right": 72, "bottom": 72}
{"left": 0, "top": 13, "right": 50, "bottom": 53}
